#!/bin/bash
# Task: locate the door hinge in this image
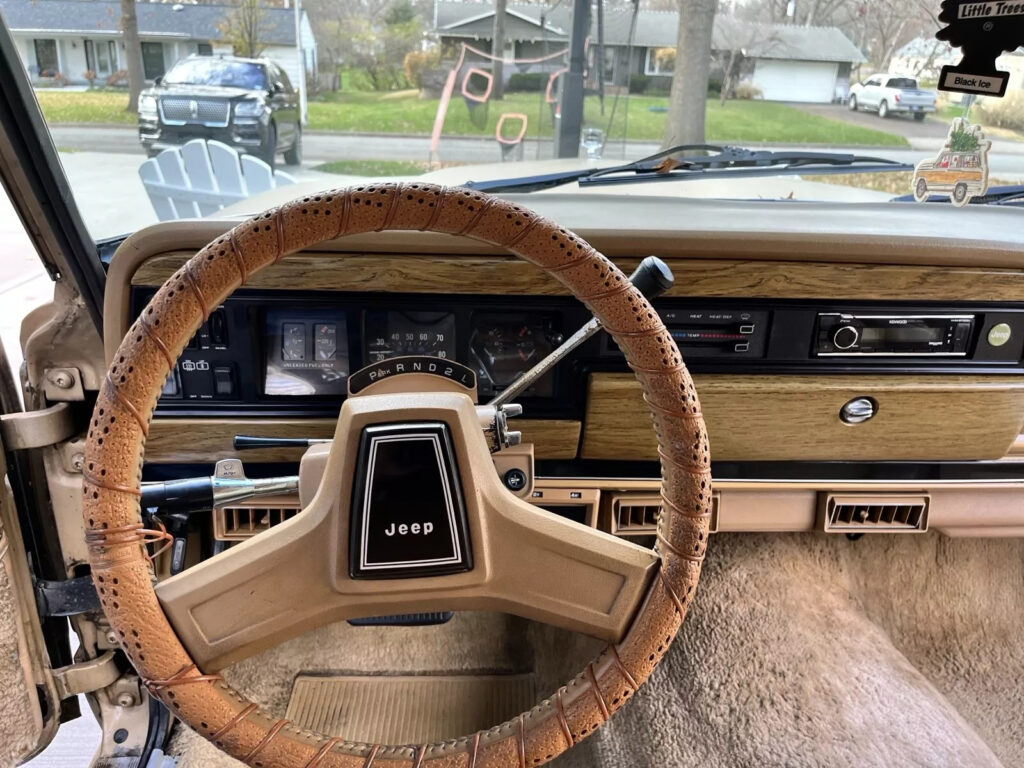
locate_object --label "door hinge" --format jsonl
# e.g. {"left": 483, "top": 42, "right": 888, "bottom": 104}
{"left": 43, "top": 367, "right": 85, "bottom": 402}
{"left": 35, "top": 575, "right": 101, "bottom": 617}
{"left": 0, "top": 401, "right": 74, "bottom": 450}
{"left": 52, "top": 650, "right": 119, "bottom": 699}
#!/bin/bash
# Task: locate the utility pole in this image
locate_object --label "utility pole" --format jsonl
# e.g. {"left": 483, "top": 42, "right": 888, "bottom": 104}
{"left": 556, "top": 0, "right": 589, "bottom": 157}
{"left": 295, "top": 0, "right": 307, "bottom": 123}
{"left": 492, "top": 0, "right": 507, "bottom": 99}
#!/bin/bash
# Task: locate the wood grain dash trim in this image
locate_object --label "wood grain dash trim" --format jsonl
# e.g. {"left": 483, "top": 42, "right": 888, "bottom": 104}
{"left": 130, "top": 253, "right": 1024, "bottom": 303}
{"left": 583, "top": 373, "right": 1024, "bottom": 462}
{"left": 145, "top": 418, "right": 581, "bottom": 463}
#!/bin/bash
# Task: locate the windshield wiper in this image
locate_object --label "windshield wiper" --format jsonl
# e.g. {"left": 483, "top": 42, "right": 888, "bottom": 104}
{"left": 465, "top": 144, "right": 912, "bottom": 194}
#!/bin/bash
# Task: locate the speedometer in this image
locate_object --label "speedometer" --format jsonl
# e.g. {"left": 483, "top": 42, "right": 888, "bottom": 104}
{"left": 364, "top": 311, "right": 457, "bottom": 363}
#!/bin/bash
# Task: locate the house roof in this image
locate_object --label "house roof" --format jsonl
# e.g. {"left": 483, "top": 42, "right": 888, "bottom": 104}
{"left": 435, "top": 2, "right": 866, "bottom": 63}
{"left": 0, "top": 0, "right": 303, "bottom": 45}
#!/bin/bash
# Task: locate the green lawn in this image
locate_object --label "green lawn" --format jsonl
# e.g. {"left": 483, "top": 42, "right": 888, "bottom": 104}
{"left": 33, "top": 87, "right": 909, "bottom": 147}
{"left": 309, "top": 90, "right": 908, "bottom": 146}
{"left": 35, "top": 89, "right": 135, "bottom": 124}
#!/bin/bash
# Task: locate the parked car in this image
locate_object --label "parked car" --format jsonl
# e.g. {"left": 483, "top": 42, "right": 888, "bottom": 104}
{"left": 848, "top": 74, "right": 936, "bottom": 120}
{"left": 138, "top": 54, "right": 301, "bottom": 168}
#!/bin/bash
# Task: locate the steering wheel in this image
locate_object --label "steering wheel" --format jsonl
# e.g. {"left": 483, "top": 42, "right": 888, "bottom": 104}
{"left": 83, "top": 184, "right": 711, "bottom": 767}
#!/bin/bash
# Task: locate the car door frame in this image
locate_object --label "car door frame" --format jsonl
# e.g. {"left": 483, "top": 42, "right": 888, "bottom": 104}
{"left": 0, "top": 13, "right": 124, "bottom": 753}
{"left": 0, "top": 337, "right": 65, "bottom": 762}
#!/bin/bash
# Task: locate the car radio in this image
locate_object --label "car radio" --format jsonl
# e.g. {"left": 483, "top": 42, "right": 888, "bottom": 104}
{"left": 815, "top": 313, "right": 974, "bottom": 356}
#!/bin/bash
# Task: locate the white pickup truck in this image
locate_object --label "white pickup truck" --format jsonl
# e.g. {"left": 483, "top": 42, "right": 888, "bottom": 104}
{"left": 848, "top": 75, "right": 936, "bottom": 121}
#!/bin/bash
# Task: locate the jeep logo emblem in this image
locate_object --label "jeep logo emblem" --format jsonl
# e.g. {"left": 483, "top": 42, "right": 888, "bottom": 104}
{"left": 385, "top": 522, "right": 434, "bottom": 537}
{"left": 349, "top": 422, "right": 472, "bottom": 580}
{"left": 188, "top": 99, "right": 199, "bottom": 120}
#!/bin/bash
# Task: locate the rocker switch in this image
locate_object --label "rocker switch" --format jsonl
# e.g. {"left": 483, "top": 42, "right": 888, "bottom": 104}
{"left": 214, "top": 366, "right": 235, "bottom": 398}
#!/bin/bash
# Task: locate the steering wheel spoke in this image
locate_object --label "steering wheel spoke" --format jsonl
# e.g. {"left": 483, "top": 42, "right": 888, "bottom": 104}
{"left": 155, "top": 501, "right": 337, "bottom": 671}
{"left": 481, "top": 491, "right": 659, "bottom": 641}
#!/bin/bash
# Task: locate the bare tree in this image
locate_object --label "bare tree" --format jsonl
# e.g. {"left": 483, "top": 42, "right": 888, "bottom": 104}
{"left": 119, "top": 0, "right": 145, "bottom": 111}
{"left": 219, "top": 0, "right": 267, "bottom": 58}
{"left": 663, "top": 0, "right": 716, "bottom": 147}
{"left": 713, "top": 17, "right": 780, "bottom": 104}
{"left": 492, "top": 0, "right": 507, "bottom": 99}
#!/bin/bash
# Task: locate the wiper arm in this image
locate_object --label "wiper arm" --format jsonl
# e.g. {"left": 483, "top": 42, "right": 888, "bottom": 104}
{"left": 465, "top": 144, "right": 911, "bottom": 194}
{"left": 465, "top": 167, "right": 602, "bottom": 194}
{"left": 580, "top": 144, "right": 911, "bottom": 186}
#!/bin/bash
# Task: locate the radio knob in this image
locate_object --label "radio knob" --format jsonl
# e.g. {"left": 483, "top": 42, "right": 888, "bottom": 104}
{"left": 833, "top": 325, "right": 859, "bottom": 350}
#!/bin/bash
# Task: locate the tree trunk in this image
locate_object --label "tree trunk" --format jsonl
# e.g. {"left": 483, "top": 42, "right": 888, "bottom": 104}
{"left": 120, "top": 0, "right": 145, "bottom": 112}
{"left": 492, "top": 0, "right": 507, "bottom": 99}
{"left": 663, "top": 0, "right": 716, "bottom": 148}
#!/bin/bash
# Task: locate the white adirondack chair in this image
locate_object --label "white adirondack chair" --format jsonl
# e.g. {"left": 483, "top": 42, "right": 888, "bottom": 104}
{"left": 139, "top": 139, "right": 296, "bottom": 221}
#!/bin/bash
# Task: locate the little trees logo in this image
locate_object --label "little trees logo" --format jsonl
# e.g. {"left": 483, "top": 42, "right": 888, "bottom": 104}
{"left": 936, "top": 0, "right": 1023, "bottom": 96}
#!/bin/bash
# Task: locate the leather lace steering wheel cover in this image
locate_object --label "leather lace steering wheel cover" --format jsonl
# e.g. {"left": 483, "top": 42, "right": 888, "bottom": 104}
{"left": 83, "top": 183, "right": 712, "bottom": 768}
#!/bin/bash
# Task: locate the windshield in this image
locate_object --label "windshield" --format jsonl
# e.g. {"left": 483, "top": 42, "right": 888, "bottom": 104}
{"left": 13, "top": 0, "right": 1023, "bottom": 241}
{"left": 162, "top": 58, "right": 267, "bottom": 90}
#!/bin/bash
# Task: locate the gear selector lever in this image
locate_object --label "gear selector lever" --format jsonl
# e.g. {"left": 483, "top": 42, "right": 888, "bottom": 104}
{"left": 489, "top": 255, "right": 674, "bottom": 407}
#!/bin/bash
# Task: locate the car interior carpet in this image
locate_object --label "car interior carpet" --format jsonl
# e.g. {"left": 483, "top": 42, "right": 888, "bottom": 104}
{"left": 168, "top": 533, "right": 1023, "bottom": 767}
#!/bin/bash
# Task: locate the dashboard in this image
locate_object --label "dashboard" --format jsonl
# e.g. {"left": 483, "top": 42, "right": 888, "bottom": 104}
{"left": 103, "top": 195, "right": 1024, "bottom": 541}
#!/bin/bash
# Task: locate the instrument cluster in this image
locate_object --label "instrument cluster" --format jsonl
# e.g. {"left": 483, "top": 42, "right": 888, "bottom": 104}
{"left": 265, "top": 305, "right": 569, "bottom": 400}
{"left": 135, "top": 288, "right": 586, "bottom": 413}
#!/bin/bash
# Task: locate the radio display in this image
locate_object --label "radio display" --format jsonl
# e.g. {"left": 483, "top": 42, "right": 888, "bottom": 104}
{"left": 860, "top": 324, "right": 944, "bottom": 346}
{"left": 265, "top": 309, "right": 349, "bottom": 396}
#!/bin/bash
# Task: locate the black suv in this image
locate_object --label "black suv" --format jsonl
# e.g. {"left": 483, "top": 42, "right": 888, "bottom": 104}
{"left": 138, "top": 55, "right": 301, "bottom": 168}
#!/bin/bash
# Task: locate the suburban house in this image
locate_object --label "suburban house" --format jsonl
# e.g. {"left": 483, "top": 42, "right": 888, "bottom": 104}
{"left": 434, "top": 1, "right": 866, "bottom": 103}
{"left": 0, "top": 0, "right": 317, "bottom": 92}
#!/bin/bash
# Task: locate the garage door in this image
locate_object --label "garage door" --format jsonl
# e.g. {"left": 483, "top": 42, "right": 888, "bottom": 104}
{"left": 752, "top": 59, "right": 838, "bottom": 103}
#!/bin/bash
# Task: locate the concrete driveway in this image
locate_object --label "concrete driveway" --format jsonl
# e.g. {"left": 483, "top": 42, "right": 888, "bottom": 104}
{"left": 791, "top": 101, "right": 1016, "bottom": 142}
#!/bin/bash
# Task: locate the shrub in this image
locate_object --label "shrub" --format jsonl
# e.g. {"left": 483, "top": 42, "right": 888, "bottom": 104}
{"left": 733, "top": 82, "right": 762, "bottom": 100}
{"left": 83, "top": 69, "right": 97, "bottom": 88}
{"left": 629, "top": 73, "right": 649, "bottom": 94}
{"left": 341, "top": 67, "right": 376, "bottom": 91}
{"left": 976, "top": 91, "right": 1024, "bottom": 132}
{"left": 105, "top": 69, "right": 128, "bottom": 87}
{"left": 403, "top": 48, "right": 440, "bottom": 89}
{"left": 506, "top": 72, "right": 547, "bottom": 92}
{"left": 707, "top": 78, "right": 723, "bottom": 97}
{"left": 50, "top": 72, "right": 69, "bottom": 87}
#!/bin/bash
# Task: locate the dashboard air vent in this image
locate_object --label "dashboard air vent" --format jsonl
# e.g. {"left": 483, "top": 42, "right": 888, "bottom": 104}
{"left": 609, "top": 493, "right": 720, "bottom": 536}
{"left": 611, "top": 495, "right": 662, "bottom": 535}
{"left": 214, "top": 502, "right": 301, "bottom": 541}
{"left": 819, "top": 494, "right": 929, "bottom": 533}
